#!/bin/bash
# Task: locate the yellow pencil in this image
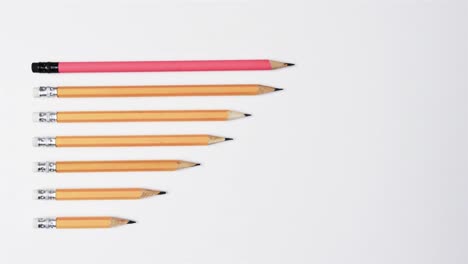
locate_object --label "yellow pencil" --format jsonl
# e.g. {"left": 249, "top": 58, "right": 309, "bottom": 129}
{"left": 33, "top": 160, "right": 199, "bottom": 173}
{"left": 34, "top": 217, "right": 136, "bottom": 229}
{"left": 33, "top": 134, "right": 232, "bottom": 147}
{"left": 34, "top": 84, "right": 283, "bottom": 98}
{"left": 33, "top": 110, "right": 250, "bottom": 123}
{"left": 34, "top": 188, "right": 166, "bottom": 200}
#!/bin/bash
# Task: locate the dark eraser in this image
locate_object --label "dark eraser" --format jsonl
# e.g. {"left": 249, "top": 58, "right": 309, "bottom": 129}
{"left": 31, "top": 63, "right": 39, "bottom": 72}
{"left": 31, "top": 62, "right": 59, "bottom": 73}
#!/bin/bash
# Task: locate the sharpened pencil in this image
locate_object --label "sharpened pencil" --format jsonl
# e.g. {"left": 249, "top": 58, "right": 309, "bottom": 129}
{"left": 31, "top": 60, "right": 294, "bottom": 73}
{"left": 33, "top": 160, "right": 199, "bottom": 173}
{"left": 33, "top": 110, "right": 250, "bottom": 123}
{"left": 33, "top": 134, "right": 232, "bottom": 147}
{"left": 35, "top": 188, "right": 166, "bottom": 200}
{"left": 34, "top": 84, "right": 283, "bottom": 98}
{"left": 34, "top": 217, "right": 135, "bottom": 229}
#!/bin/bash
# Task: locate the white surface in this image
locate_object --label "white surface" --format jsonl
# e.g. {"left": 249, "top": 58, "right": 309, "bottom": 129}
{"left": 31, "top": 112, "right": 41, "bottom": 122}
{"left": 32, "top": 87, "right": 41, "bottom": 98}
{"left": 31, "top": 162, "right": 40, "bottom": 173}
{"left": 31, "top": 218, "right": 42, "bottom": 229}
{"left": 32, "top": 190, "right": 40, "bottom": 200}
{"left": 32, "top": 137, "right": 39, "bottom": 147}
{"left": 0, "top": 0, "right": 467, "bottom": 263}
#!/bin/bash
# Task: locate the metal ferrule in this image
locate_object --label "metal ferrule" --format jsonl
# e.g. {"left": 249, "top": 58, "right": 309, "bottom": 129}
{"left": 34, "top": 218, "right": 57, "bottom": 229}
{"left": 36, "top": 112, "right": 57, "bottom": 123}
{"left": 34, "top": 137, "right": 56, "bottom": 147}
{"left": 36, "top": 86, "right": 58, "bottom": 98}
{"left": 35, "top": 162, "right": 56, "bottom": 173}
{"left": 35, "top": 189, "right": 56, "bottom": 200}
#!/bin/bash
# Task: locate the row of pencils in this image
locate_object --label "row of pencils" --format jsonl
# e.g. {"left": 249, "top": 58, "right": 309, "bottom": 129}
{"left": 32, "top": 59, "right": 293, "bottom": 229}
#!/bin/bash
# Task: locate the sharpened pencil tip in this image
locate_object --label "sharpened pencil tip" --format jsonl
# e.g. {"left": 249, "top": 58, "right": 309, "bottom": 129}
{"left": 194, "top": 163, "right": 201, "bottom": 167}
{"left": 127, "top": 220, "right": 137, "bottom": 224}
{"left": 286, "top": 63, "right": 295, "bottom": 66}
{"left": 274, "top": 88, "right": 284, "bottom": 91}
{"left": 224, "top": 138, "right": 233, "bottom": 141}
{"left": 158, "top": 191, "right": 167, "bottom": 195}
{"left": 244, "top": 113, "right": 252, "bottom": 117}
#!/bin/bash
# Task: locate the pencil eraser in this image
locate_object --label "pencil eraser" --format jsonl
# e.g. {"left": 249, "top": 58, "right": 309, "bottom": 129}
{"left": 33, "top": 86, "right": 57, "bottom": 98}
{"left": 31, "top": 63, "right": 39, "bottom": 73}
{"left": 33, "top": 217, "right": 56, "bottom": 229}
{"left": 32, "top": 112, "right": 57, "bottom": 123}
{"left": 32, "top": 137, "right": 55, "bottom": 147}
{"left": 31, "top": 62, "right": 59, "bottom": 73}
{"left": 33, "top": 161, "right": 56, "bottom": 173}
{"left": 34, "top": 189, "right": 55, "bottom": 200}
{"left": 32, "top": 112, "right": 40, "bottom": 122}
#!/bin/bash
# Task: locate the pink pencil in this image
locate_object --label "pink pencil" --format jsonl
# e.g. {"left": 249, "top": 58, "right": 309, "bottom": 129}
{"left": 31, "top": 60, "right": 294, "bottom": 73}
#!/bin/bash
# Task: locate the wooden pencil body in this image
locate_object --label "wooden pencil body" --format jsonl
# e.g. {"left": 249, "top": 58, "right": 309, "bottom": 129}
{"left": 57, "top": 84, "right": 266, "bottom": 97}
{"left": 56, "top": 188, "right": 147, "bottom": 200}
{"left": 56, "top": 135, "right": 210, "bottom": 147}
{"left": 56, "top": 160, "right": 182, "bottom": 172}
{"left": 56, "top": 217, "right": 123, "bottom": 228}
{"left": 57, "top": 110, "right": 229, "bottom": 122}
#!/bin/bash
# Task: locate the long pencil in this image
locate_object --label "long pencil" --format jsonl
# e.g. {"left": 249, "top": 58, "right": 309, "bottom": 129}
{"left": 33, "top": 110, "right": 250, "bottom": 123}
{"left": 34, "top": 188, "right": 166, "bottom": 200}
{"left": 33, "top": 135, "right": 232, "bottom": 147}
{"left": 31, "top": 60, "right": 294, "bottom": 73}
{"left": 34, "top": 84, "right": 283, "bottom": 98}
{"left": 33, "top": 160, "right": 199, "bottom": 173}
{"left": 34, "top": 217, "right": 135, "bottom": 229}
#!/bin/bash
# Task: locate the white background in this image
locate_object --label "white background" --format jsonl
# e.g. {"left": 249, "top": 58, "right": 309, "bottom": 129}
{"left": 0, "top": 0, "right": 467, "bottom": 263}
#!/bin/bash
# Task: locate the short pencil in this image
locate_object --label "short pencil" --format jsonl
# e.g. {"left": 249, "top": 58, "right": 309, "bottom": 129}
{"left": 34, "top": 217, "right": 135, "bottom": 229}
{"left": 34, "top": 188, "right": 166, "bottom": 200}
